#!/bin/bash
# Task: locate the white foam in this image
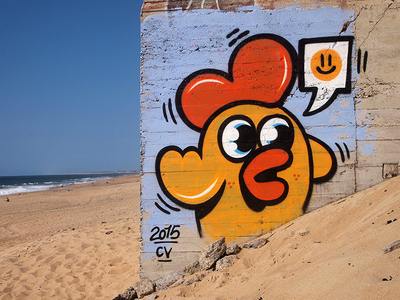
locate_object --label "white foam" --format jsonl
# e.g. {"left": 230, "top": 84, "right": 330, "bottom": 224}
{"left": 0, "top": 185, "right": 56, "bottom": 196}
{"left": 0, "top": 176, "right": 113, "bottom": 196}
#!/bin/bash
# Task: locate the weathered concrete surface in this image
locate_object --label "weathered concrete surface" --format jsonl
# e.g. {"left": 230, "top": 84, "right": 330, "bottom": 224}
{"left": 140, "top": 0, "right": 400, "bottom": 280}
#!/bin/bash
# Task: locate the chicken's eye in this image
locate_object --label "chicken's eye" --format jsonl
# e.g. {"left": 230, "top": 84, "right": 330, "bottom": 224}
{"left": 259, "top": 116, "right": 294, "bottom": 149}
{"left": 219, "top": 116, "right": 257, "bottom": 161}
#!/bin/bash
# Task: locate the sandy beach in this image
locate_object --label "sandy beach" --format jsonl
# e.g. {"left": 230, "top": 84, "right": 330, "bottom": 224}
{"left": 0, "top": 175, "right": 140, "bottom": 300}
{"left": 1, "top": 175, "right": 399, "bottom": 300}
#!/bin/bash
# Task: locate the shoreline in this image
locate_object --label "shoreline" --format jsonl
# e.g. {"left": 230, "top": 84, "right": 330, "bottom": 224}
{"left": 0, "top": 173, "right": 138, "bottom": 197}
{"left": 0, "top": 174, "right": 139, "bottom": 249}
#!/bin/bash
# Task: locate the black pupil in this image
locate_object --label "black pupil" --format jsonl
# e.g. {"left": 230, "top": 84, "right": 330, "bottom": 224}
{"left": 236, "top": 124, "right": 257, "bottom": 153}
{"left": 270, "top": 124, "right": 294, "bottom": 149}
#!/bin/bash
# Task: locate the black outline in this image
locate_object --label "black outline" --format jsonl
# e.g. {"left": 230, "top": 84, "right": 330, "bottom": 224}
{"left": 194, "top": 182, "right": 226, "bottom": 237}
{"left": 298, "top": 36, "right": 354, "bottom": 116}
{"left": 217, "top": 114, "right": 257, "bottom": 163}
{"left": 308, "top": 135, "right": 337, "bottom": 183}
{"left": 226, "top": 28, "right": 240, "bottom": 39}
{"left": 168, "top": 98, "right": 177, "bottom": 124}
{"left": 316, "top": 65, "right": 336, "bottom": 75}
{"left": 155, "top": 202, "right": 170, "bottom": 215}
{"left": 239, "top": 146, "right": 293, "bottom": 212}
{"left": 153, "top": 241, "right": 178, "bottom": 244}
{"left": 228, "top": 30, "right": 250, "bottom": 47}
{"left": 363, "top": 50, "right": 368, "bottom": 73}
{"left": 220, "top": 113, "right": 296, "bottom": 211}
{"left": 257, "top": 114, "right": 294, "bottom": 150}
{"left": 316, "top": 52, "right": 337, "bottom": 74}
{"left": 302, "top": 134, "right": 337, "bottom": 211}
{"left": 162, "top": 102, "right": 169, "bottom": 123}
{"left": 157, "top": 193, "right": 180, "bottom": 212}
{"left": 357, "top": 48, "right": 361, "bottom": 74}
{"left": 335, "top": 142, "right": 345, "bottom": 163}
{"left": 343, "top": 142, "right": 350, "bottom": 159}
{"left": 155, "top": 144, "right": 226, "bottom": 236}
{"left": 175, "top": 33, "right": 298, "bottom": 132}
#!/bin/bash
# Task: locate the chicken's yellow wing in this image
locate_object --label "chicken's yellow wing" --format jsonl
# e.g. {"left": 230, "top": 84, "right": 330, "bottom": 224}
{"left": 156, "top": 147, "right": 225, "bottom": 207}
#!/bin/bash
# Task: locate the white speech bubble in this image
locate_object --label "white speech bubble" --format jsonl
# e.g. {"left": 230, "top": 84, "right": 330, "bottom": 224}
{"left": 299, "top": 37, "right": 353, "bottom": 116}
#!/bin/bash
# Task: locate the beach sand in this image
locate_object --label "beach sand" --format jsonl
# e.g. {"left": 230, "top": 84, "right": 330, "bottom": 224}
{"left": 1, "top": 175, "right": 400, "bottom": 300}
{"left": 0, "top": 175, "right": 140, "bottom": 300}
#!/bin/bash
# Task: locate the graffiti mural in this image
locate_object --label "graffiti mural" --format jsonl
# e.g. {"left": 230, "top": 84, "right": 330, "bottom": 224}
{"left": 156, "top": 34, "right": 340, "bottom": 239}
{"left": 141, "top": 7, "right": 358, "bottom": 277}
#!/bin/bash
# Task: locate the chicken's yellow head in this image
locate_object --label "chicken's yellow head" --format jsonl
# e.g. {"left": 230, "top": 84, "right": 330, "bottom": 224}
{"left": 156, "top": 35, "right": 337, "bottom": 241}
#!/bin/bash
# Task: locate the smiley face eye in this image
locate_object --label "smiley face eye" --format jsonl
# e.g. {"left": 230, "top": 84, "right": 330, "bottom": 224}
{"left": 219, "top": 117, "right": 257, "bottom": 160}
{"left": 259, "top": 116, "right": 294, "bottom": 149}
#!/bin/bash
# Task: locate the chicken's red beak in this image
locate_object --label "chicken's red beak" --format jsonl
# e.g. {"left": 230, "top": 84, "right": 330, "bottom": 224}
{"left": 240, "top": 148, "right": 292, "bottom": 210}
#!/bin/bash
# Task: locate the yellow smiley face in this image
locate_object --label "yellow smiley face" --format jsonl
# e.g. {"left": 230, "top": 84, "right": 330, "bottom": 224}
{"left": 311, "top": 49, "right": 342, "bottom": 81}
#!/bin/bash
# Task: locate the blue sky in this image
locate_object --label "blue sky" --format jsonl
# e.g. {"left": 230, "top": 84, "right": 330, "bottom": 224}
{"left": 0, "top": 0, "right": 142, "bottom": 175}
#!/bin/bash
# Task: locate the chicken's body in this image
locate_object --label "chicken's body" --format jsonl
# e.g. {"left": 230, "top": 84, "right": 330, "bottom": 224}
{"left": 157, "top": 104, "right": 335, "bottom": 241}
{"left": 155, "top": 34, "right": 336, "bottom": 241}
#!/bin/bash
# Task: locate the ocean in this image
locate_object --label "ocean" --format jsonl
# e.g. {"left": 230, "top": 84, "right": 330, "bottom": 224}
{"left": 0, "top": 173, "right": 130, "bottom": 196}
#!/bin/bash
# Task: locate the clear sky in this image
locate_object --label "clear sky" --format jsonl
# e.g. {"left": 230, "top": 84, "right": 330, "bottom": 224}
{"left": 0, "top": 0, "right": 142, "bottom": 176}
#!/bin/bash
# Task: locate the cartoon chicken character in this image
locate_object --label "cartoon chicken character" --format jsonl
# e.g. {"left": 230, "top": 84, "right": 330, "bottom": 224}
{"left": 156, "top": 34, "right": 337, "bottom": 241}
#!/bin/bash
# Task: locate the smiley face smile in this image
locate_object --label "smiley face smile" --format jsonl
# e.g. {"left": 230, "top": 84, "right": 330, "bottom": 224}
{"left": 316, "top": 65, "right": 336, "bottom": 74}
{"left": 316, "top": 51, "right": 337, "bottom": 74}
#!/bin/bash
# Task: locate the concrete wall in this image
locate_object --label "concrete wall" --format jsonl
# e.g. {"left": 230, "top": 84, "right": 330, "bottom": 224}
{"left": 140, "top": 0, "right": 400, "bottom": 280}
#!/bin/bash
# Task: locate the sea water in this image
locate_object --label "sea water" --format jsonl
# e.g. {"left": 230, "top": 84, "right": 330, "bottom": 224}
{"left": 0, "top": 173, "right": 128, "bottom": 196}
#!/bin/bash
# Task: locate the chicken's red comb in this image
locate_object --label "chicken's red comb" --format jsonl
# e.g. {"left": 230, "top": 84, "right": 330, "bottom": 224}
{"left": 176, "top": 34, "right": 296, "bottom": 131}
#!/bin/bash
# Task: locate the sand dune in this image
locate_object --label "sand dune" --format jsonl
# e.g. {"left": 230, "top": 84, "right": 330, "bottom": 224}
{"left": 154, "top": 176, "right": 400, "bottom": 300}
{"left": 0, "top": 176, "right": 140, "bottom": 300}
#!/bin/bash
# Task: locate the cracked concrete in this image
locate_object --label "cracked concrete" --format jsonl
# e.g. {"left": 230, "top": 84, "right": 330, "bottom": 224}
{"left": 359, "top": 1, "right": 395, "bottom": 47}
{"left": 339, "top": 6, "right": 364, "bottom": 34}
